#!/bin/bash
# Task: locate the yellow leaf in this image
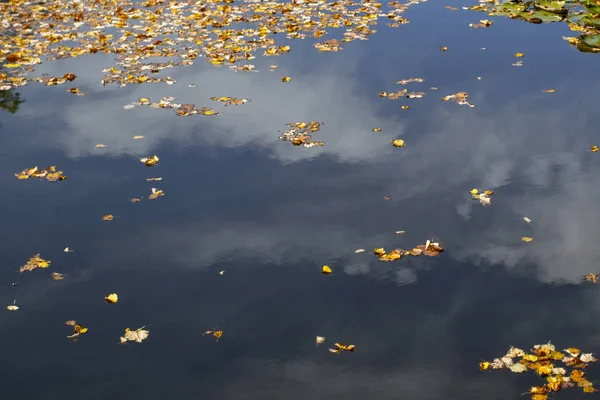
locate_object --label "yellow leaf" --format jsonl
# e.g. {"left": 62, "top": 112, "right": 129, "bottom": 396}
{"left": 392, "top": 139, "right": 405, "bottom": 147}
{"left": 133, "top": 135, "right": 144, "bottom": 140}
{"left": 479, "top": 361, "right": 490, "bottom": 370}
{"left": 372, "top": 128, "right": 382, "bottom": 132}
{"left": 591, "top": 145, "right": 599, "bottom": 152}
{"left": 322, "top": 265, "right": 332, "bottom": 275}
{"left": 515, "top": 52, "right": 524, "bottom": 58}
{"left": 103, "top": 214, "right": 114, "bottom": 221}
{"left": 522, "top": 354, "right": 539, "bottom": 362}
{"left": 282, "top": 76, "right": 291, "bottom": 82}
{"left": 440, "top": 46, "right": 448, "bottom": 51}
{"left": 470, "top": 188, "right": 479, "bottom": 195}
{"left": 105, "top": 293, "right": 118, "bottom": 304}
{"left": 521, "top": 237, "right": 533, "bottom": 243}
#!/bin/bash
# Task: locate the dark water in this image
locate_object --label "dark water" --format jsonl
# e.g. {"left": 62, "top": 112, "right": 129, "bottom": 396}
{"left": 2, "top": 1, "right": 600, "bottom": 399}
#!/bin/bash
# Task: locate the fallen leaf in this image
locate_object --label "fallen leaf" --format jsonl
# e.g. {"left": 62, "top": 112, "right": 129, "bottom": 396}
{"left": 67, "top": 322, "right": 88, "bottom": 341}
{"left": 523, "top": 217, "right": 532, "bottom": 223}
{"left": 51, "top": 272, "right": 65, "bottom": 280}
{"left": 20, "top": 254, "right": 51, "bottom": 273}
{"left": 219, "top": 270, "right": 225, "bottom": 275}
{"left": 203, "top": 329, "right": 223, "bottom": 341}
{"left": 102, "top": 214, "right": 114, "bottom": 221}
{"left": 543, "top": 89, "right": 555, "bottom": 93}
{"left": 322, "top": 265, "right": 332, "bottom": 275}
{"left": 63, "top": 247, "right": 74, "bottom": 252}
{"left": 515, "top": 52, "right": 525, "bottom": 58}
{"left": 120, "top": 326, "right": 149, "bottom": 343}
{"left": 105, "top": 293, "right": 118, "bottom": 304}
{"left": 440, "top": 46, "right": 448, "bottom": 51}
{"left": 130, "top": 198, "right": 141, "bottom": 203}
{"left": 591, "top": 146, "right": 598, "bottom": 152}
{"left": 95, "top": 143, "right": 106, "bottom": 148}
{"left": 585, "top": 273, "right": 597, "bottom": 283}
{"left": 140, "top": 155, "right": 159, "bottom": 167}
{"left": 522, "top": 237, "right": 533, "bottom": 243}
{"left": 282, "top": 76, "right": 291, "bottom": 82}
{"left": 133, "top": 135, "right": 144, "bottom": 140}
{"left": 316, "top": 336, "right": 325, "bottom": 346}
{"left": 355, "top": 249, "right": 365, "bottom": 253}
{"left": 372, "top": 128, "right": 382, "bottom": 132}
{"left": 392, "top": 139, "right": 405, "bottom": 147}
{"left": 329, "top": 342, "right": 355, "bottom": 354}
{"left": 6, "top": 300, "right": 19, "bottom": 311}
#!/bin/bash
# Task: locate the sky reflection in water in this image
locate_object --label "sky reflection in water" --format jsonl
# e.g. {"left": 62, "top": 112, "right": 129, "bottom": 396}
{"left": 2, "top": 1, "right": 600, "bottom": 399}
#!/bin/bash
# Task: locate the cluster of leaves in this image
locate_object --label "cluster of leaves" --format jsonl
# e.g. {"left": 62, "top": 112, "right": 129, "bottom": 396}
{"left": 203, "top": 329, "right": 224, "bottom": 341}
{"left": 467, "top": 1, "right": 600, "bottom": 53}
{"left": 470, "top": 188, "right": 494, "bottom": 206}
{"left": 442, "top": 92, "right": 475, "bottom": 107}
{"left": 124, "top": 97, "right": 219, "bottom": 116}
{"left": 14, "top": 166, "right": 66, "bottom": 181}
{"left": 19, "top": 254, "right": 50, "bottom": 273}
{"left": 480, "top": 343, "right": 598, "bottom": 399}
{"left": 66, "top": 320, "right": 89, "bottom": 342}
{"left": 210, "top": 96, "right": 250, "bottom": 106}
{"left": 279, "top": 121, "right": 325, "bottom": 148}
{"left": 0, "top": 0, "right": 423, "bottom": 90}
{"left": 373, "top": 239, "right": 444, "bottom": 262}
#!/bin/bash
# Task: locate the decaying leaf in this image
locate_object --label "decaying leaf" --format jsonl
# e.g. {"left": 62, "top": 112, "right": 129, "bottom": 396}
{"left": 282, "top": 76, "right": 291, "bottom": 82}
{"left": 522, "top": 237, "right": 534, "bottom": 243}
{"left": 471, "top": 188, "right": 494, "bottom": 206}
{"left": 51, "top": 272, "right": 65, "bottom": 280}
{"left": 105, "top": 293, "right": 118, "bottom": 304}
{"left": 470, "top": 19, "right": 493, "bottom": 28}
{"left": 440, "top": 46, "right": 448, "bottom": 51}
{"left": 120, "top": 326, "right": 149, "bottom": 344}
{"left": 140, "top": 155, "right": 159, "bottom": 167}
{"left": 316, "top": 336, "right": 325, "bottom": 346}
{"left": 102, "top": 214, "right": 114, "bottom": 221}
{"left": 322, "top": 265, "right": 332, "bottom": 275}
{"left": 20, "top": 254, "right": 51, "bottom": 273}
{"left": 329, "top": 342, "right": 356, "bottom": 354}
{"left": 130, "top": 198, "right": 141, "bottom": 203}
{"left": 591, "top": 146, "right": 598, "bottom": 152}
{"left": 203, "top": 329, "right": 223, "bottom": 341}
{"left": 585, "top": 273, "right": 597, "bottom": 283}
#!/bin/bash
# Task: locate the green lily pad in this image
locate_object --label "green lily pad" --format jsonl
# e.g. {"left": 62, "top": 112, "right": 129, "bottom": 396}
{"left": 577, "top": 34, "right": 600, "bottom": 52}
{"left": 492, "top": 0, "right": 530, "bottom": 16}
{"left": 519, "top": 9, "right": 566, "bottom": 23}
{"left": 581, "top": 14, "right": 600, "bottom": 28}
{"left": 533, "top": 0, "right": 567, "bottom": 14}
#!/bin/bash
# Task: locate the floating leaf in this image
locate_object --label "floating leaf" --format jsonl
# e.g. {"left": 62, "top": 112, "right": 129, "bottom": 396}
{"left": 20, "top": 254, "right": 51, "bottom": 273}
{"left": 105, "top": 293, "right": 118, "bottom": 304}
{"left": 120, "top": 326, "right": 149, "bottom": 344}
{"left": 322, "top": 265, "right": 332, "bottom": 275}
{"left": 140, "top": 155, "right": 159, "bottom": 167}
{"left": 102, "top": 214, "right": 114, "bottom": 221}
{"left": 522, "top": 237, "right": 534, "bottom": 243}
{"left": 392, "top": 139, "right": 405, "bottom": 147}
{"left": 6, "top": 300, "right": 19, "bottom": 311}
{"left": 282, "top": 76, "right": 291, "bottom": 82}
{"left": 51, "top": 272, "right": 65, "bottom": 280}
{"left": 329, "top": 342, "right": 355, "bottom": 354}
{"left": 585, "top": 273, "right": 597, "bottom": 283}
{"left": 316, "top": 336, "right": 325, "bottom": 346}
{"left": 203, "top": 329, "right": 223, "bottom": 341}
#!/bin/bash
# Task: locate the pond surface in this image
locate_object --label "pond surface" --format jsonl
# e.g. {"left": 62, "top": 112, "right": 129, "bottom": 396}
{"left": 2, "top": 0, "right": 600, "bottom": 399}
